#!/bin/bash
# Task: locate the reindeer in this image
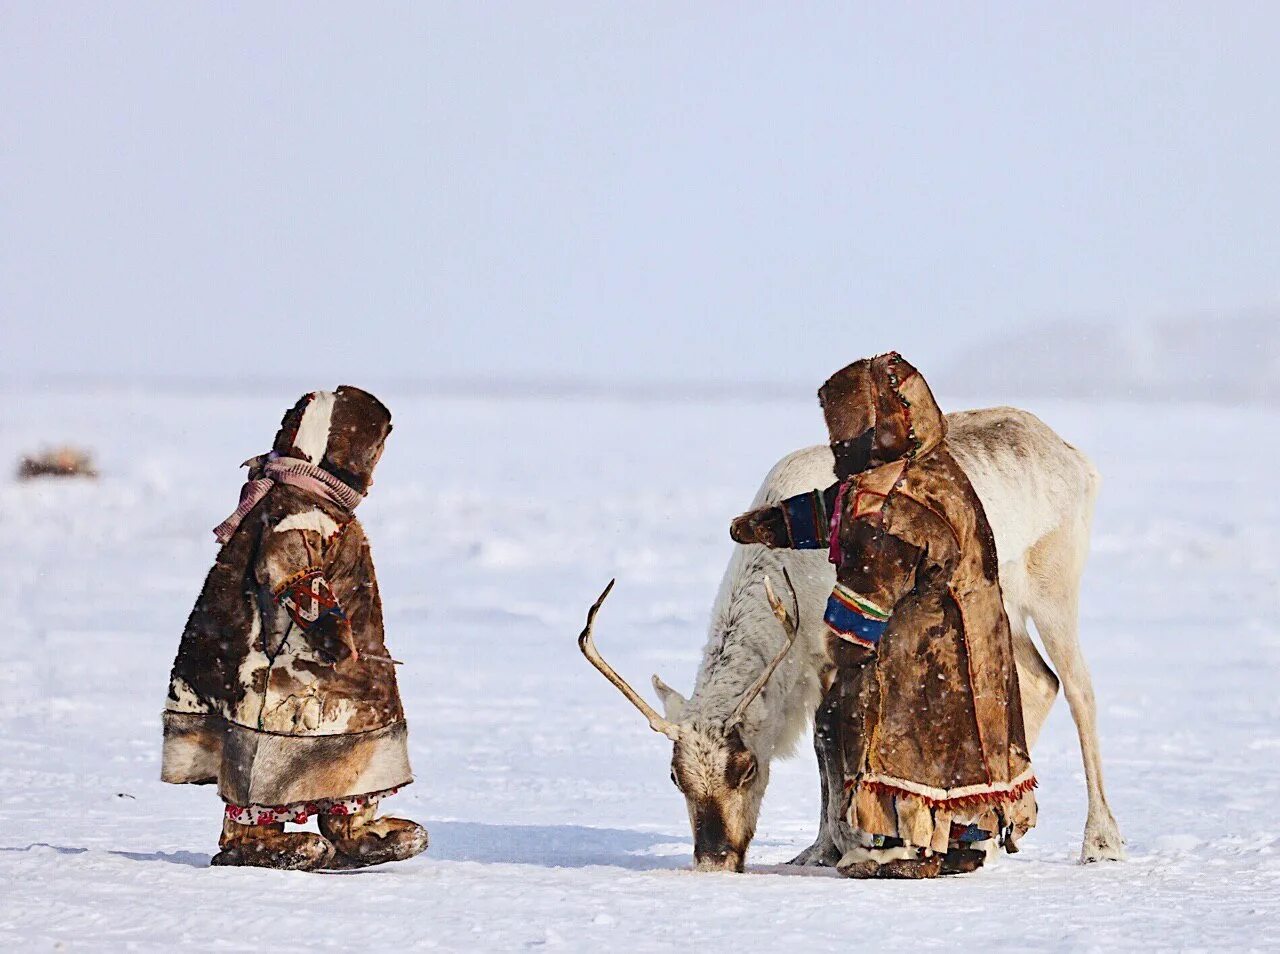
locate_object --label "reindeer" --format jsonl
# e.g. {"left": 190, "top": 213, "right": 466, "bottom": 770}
{"left": 578, "top": 406, "right": 1126, "bottom": 872}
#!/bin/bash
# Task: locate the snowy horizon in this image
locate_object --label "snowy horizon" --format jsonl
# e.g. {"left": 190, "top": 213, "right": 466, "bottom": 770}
{"left": 10, "top": 304, "right": 1276, "bottom": 406}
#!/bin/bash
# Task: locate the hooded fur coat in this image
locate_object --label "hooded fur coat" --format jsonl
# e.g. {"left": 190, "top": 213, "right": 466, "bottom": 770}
{"left": 734, "top": 354, "right": 1036, "bottom": 852}
{"left": 161, "top": 387, "right": 412, "bottom": 808}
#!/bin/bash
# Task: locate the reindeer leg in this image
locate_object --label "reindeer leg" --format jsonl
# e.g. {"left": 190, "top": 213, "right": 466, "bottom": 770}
{"left": 1029, "top": 526, "right": 1125, "bottom": 863}
{"left": 1010, "top": 614, "right": 1059, "bottom": 748}
{"left": 786, "top": 719, "right": 841, "bottom": 866}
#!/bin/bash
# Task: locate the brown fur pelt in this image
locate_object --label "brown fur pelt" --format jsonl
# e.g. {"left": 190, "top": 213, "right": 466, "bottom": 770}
{"left": 161, "top": 387, "right": 413, "bottom": 807}
{"left": 735, "top": 354, "right": 1037, "bottom": 854}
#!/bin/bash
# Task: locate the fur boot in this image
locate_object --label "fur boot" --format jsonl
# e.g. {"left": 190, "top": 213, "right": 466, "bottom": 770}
{"left": 210, "top": 819, "right": 335, "bottom": 871}
{"left": 318, "top": 804, "right": 428, "bottom": 869}
{"left": 939, "top": 847, "right": 988, "bottom": 875}
{"left": 838, "top": 854, "right": 944, "bottom": 880}
{"left": 836, "top": 842, "right": 946, "bottom": 880}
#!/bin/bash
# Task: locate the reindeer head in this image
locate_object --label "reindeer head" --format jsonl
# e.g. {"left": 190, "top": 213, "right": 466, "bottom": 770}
{"left": 649, "top": 687, "right": 767, "bottom": 873}
{"left": 578, "top": 574, "right": 799, "bottom": 873}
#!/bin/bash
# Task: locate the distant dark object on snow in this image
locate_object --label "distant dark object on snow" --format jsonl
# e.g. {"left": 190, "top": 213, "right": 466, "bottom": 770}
{"left": 17, "top": 447, "right": 98, "bottom": 480}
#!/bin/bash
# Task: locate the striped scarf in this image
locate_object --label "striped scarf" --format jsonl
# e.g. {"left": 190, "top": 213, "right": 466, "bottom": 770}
{"left": 213, "top": 454, "right": 363, "bottom": 544}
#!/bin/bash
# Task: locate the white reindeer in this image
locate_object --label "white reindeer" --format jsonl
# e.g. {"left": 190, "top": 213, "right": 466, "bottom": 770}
{"left": 579, "top": 407, "right": 1126, "bottom": 872}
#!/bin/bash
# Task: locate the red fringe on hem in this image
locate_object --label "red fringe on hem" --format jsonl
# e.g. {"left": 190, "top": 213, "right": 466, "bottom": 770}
{"left": 853, "top": 776, "right": 1038, "bottom": 812}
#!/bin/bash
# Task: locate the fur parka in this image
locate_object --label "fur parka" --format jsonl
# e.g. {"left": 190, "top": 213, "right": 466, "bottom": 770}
{"left": 161, "top": 387, "right": 412, "bottom": 808}
{"left": 732, "top": 354, "right": 1036, "bottom": 853}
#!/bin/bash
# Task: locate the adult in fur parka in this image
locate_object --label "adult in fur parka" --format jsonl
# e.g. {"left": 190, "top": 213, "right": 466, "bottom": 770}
{"left": 730, "top": 354, "right": 1036, "bottom": 878}
{"left": 162, "top": 386, "right": 428, "bottom": 870}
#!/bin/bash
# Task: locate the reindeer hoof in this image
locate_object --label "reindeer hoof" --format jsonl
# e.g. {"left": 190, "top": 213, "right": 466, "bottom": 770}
{"left": 1081, "top": 842, "right": 1127, "bottom": 863}
{"left": 1080, "top": 828, "right": 1127, "bottom": 863}
{"left": 786, "top": 842, "right": 841, "bottom": 867}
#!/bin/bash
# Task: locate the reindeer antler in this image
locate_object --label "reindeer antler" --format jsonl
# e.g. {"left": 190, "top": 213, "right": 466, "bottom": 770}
{"left": 727, "top": 568, "right": 801, "bottom": 728}
{"left": 578, "top": 580, "right": 682, "bottom": 741}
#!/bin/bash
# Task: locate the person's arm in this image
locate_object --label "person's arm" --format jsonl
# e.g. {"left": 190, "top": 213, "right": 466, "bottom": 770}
{"left": 256, "top": 519, "right": 356, "bottom": 665}
{"left": 729, "top": 483, "right": 840, "bottom": 549}
{"left": 823, "top": 513, "right": 924, "bottom": 656}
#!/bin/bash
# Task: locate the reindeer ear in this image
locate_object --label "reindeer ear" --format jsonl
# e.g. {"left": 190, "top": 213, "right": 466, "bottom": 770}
{"left": 651, "top": 674, "right": 688, "bottom": 721}
{"left": 722, "top": 725, "right": 758, "bottom": 789}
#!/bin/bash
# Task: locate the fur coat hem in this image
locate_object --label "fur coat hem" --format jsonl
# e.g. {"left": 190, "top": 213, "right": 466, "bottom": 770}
{"left": 161, "top": 710, "right": 412, "bottom": 806}
{"left": 846, "top": 771, "right": 1038, "bottom": 853}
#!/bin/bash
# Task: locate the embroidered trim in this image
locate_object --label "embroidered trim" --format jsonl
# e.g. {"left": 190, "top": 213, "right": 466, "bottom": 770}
{"left": 272, "top": 565, "right": 323, "bottom": 598}
{"left": 849, "top": 770, "right": 1037, "bottom": 811}
{"left": 276, "top": 569, "right": 345, "bottom": 632}
{"left": 841, "top": 585, "right": 890, "bottom": 620}
{"left": 950, "top": 822, "right": 991, "bottom": 844}
{"left": 884, "top": 353, "right": 922, "bottom": 459}
{"left": 825, "top": 583, "right": 890, "bottom": 648}
{"left": 781, "top": 489, "right": 829, "bottom": 549}
{"left": 225, "top": 785, "right": 400, "bottom": 826}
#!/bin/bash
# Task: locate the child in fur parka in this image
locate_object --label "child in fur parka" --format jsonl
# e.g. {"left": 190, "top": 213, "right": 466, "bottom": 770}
{"left": 731, "top": 354, "right": 1036, "bottom": 878}
{"left": 162, "top": 386, "right": 428, "bottom": 870}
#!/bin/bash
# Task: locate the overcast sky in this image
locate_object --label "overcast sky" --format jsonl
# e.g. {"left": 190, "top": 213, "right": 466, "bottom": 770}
{"left": 4, "top": 3, "right": 1277, "bottom": 388}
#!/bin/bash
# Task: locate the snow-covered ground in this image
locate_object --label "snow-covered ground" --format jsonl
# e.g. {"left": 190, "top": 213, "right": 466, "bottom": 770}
{"left": 1, "top": 388, "right": 1277, "bottom": 950}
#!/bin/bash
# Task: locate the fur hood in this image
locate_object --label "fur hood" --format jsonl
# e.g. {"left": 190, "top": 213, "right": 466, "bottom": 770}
{"left": 735, "top": 357, "right": 1036, "bottom": 855}
{"left": 268, "top": 386, "right": 392, "bottom": 494}
{"left": 161, "top": 387, "right": 411, "bottom": 808}
{"left": 818, "top": 352, "right": 947, "bottom": 478}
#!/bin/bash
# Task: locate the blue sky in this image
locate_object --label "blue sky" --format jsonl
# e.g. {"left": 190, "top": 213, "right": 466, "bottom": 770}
{"left": 4, "top": 3, "right": 1277, "bottom": 387}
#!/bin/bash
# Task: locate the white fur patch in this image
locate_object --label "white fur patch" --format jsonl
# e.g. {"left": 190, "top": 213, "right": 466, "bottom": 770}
{"left": 262, "top": 658, "right": 362, "bottom": 734}
{"left": 167, "top": 675, "right": 205, "bottom": 713}
{"left": 274, "top": 509, "right": 340, "bottom": 540}
{"left": 231, "top": 608, "right": 270, "bottom": 725}
{"left": 839, "top": 844, "right": 923, "bottom": 865}
{"left": 294, "top": 391, "right": 336, "bottom": 464}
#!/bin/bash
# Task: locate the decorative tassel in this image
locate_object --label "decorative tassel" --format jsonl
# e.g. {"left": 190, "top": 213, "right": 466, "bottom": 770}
{"left": 857, "top": 775, "right": 1038, "bottom": 813}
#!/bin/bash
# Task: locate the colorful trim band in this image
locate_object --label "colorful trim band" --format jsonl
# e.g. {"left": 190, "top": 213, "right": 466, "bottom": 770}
{"left": 950, "top": 822, "right": 992, "bottom": 844}
{"left": 824, "top": 584, "right": 890, "bottom": 648}
{"left": 848, "top": 769, "right": 1038, "bottom": 810}
{"left": 277, "top": 569, "right": 346, "bottom": 632}
{"left": 225, "top": 785, "right": 400, "bottom": 826}
{"left": 780, "top": 489, "right": 830, "bottom": 550}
